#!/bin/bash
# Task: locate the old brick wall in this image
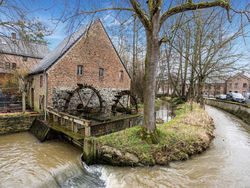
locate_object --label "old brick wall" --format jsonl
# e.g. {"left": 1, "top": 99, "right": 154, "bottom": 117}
{"left": 46, "top": 21, "right": 131, "bottom": 110}
{"left": 0, "top": 114, "right": 43, "bottom": 135}
{"left": 203, "top": 83, "right": 226, "bottom": 96}
{"left": 0, "top": 54, "right": 41, "bottom": 87}
{"left": 226, "top": 74, "right": 250, "bottom": 96}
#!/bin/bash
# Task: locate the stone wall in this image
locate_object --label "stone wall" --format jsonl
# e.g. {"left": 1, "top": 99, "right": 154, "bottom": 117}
{"left": 0, "top": 114, "right": 44, "bottom": 135}
{"left": 205, "top": 99, "right": 250, "bottom": 124}
{"left": 51, "top": 87, "right": 127, "bottom": 112}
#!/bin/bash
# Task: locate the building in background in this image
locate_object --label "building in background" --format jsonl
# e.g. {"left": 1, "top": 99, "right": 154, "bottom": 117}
{"left": 0, "top": 33, "right": 49, "bottom": 89}
{"left": 203, "top": 79, "right": 226, "bottom": 97}
{"left": 226, "top": 72, "right": 250, "bottom": 97}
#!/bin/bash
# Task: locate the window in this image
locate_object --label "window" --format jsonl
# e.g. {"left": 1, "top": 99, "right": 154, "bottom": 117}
{"left": 119, "top": 70, "right": 123, "bottom": 81}
{"left": 229, "top": 83, "right": 232, "bottom": 88}
{"left": 0, "top": 62, "right": 3, "bottom": 68}
{"left": 5, "top": 62, "right": 10, "bottom": 69}
{"left": 40, "top": 75, "right": 43, "bottom": 87}
{"left": 23, "top": 56, "right": 28, "bottom": 61}
{"left": 237, "top": 77, "right": 241, "bottom": 80}
{"left": 243, "top": 83, "right": 247, "bottom": 88}
{"left": 99, "top": 68, "right": 104, "bottom": 78}
{"left": 77, "top": 65, "right": 83, "bottom": 75}
{"left": 12, "top": 63, "right": 16, "bottom": 69}
{"left": 234, "top": 83, "right": 238, "bottom": 89}
{"left": 234, "top": 91, "right": 238, "bottom": 93}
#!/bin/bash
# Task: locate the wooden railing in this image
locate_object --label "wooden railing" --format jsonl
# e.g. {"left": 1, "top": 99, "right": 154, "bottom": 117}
{"left": 46, "top": 108, "right": 92, "bottom": 137}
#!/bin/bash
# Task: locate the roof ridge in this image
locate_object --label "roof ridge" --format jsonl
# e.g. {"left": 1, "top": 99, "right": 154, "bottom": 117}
{"left": 0, "top": 35, "right": 48, "bottom": 46}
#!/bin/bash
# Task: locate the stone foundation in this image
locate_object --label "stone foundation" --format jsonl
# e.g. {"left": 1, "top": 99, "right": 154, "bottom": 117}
{"left": 51, "top": 87, "right": 128, "bottom": 112}
{"left": 0, "top": 114, "right": 44, "bottom": 135}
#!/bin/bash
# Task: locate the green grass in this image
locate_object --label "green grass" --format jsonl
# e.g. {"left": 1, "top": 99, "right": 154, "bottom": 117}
{"left": 137, "top": 103, "right": 143, "bottom": 108}
{"left": 97, "top": 102, "right": 214, "bottom": 166}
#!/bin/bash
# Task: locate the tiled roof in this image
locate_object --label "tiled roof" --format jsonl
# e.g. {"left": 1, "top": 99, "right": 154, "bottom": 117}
{"left": 0, "top": 36, "right": 50, "bottom": 59}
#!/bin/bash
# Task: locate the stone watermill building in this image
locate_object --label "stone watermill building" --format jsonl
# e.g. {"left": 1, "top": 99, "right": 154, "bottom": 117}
{"left": 28, "top": 19, "right": 131, "bottom": 113}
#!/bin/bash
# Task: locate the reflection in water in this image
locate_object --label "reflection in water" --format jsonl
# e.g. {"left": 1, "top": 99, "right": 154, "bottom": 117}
{"left": 155, "top": 102, "right": 174, "bottom": 123}
{"left": 0, "top": 105, "right": 250, "bottom": 188}
{"left": 101, "top": 105, "right": 250, "bottom": 188}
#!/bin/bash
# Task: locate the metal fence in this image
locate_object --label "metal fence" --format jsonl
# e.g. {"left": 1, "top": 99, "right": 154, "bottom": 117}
{"left": 0, "top": 88, "right": 22, "bottom": 113}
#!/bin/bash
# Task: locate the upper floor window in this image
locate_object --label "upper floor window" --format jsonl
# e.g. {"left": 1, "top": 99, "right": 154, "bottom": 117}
{"left": 12, "top": 63, "right": 16, "bottom": 69}
{"left": 237, "top": 77, "right": 241, "bottom": 80}
{"left": 229, "top": 83, "right": 232, "bottom": 88}
{"left": 99, "top": 68, "right": 104, "bottom": 78}
{"left": 234, "top": 83, "right": 238, "bottom": 89}
{"left": 5, "top": 62, "right": 10, "bottom": 69}
{"left": 23, "top": 56, "right": 28, "bottom": 61}
{"left": 119, "top": 70, "right": 123, "bottom": 81}
{"left": 77, "top": 65, "right": 83, "bottom": 75}
{"left": 40, "top": 75, "right": 43, "bottom": 87}
{"left": 243, "top": 83, "right": 247, "bottom": 88}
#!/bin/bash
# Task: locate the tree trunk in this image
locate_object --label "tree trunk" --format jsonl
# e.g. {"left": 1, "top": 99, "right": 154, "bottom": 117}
{"left": 141, "top": 17, "right": 160, "bottom": 144}
{"left": 197, "top": 78, "right": 205, "bottom": 108}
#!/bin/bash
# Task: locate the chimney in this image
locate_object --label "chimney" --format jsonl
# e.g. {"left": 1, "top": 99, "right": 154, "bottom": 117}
{"left": 11, "top": 33, "right": 16, "bottom": 39}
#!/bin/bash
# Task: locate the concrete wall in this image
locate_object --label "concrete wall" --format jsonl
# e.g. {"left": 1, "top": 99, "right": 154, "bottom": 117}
{"left": 205, "top": 99, "right": 250, "bottom": 124}
{"left": 0, "top": 114, "right": 43, "bottom": 135}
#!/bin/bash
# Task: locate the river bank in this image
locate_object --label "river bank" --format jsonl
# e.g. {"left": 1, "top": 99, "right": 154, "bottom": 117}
{"left": 95, "top": 102, "right": 215, "bottom": 166}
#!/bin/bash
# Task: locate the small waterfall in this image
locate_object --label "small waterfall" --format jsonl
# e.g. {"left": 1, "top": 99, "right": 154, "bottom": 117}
{"left": 60, "top": 156, "right": 106, "bottom": 188}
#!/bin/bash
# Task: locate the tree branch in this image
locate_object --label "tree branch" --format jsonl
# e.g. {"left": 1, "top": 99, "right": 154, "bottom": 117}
{"left": 129, "top": 0, "right": 151, "bottom": 31}
{"left": 160, "top": 0, "right": 231, "bottom": 27}
{"left": 81, "top": 7, "right": 134, "bottom": 14}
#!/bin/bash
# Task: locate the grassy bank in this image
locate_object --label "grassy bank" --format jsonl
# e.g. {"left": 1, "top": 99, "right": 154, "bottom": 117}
{"left": 96, "top": 102, "right": 214, "bottom": 166}
{"left": 137, "top": 96, "right": 185, "bottom": 111}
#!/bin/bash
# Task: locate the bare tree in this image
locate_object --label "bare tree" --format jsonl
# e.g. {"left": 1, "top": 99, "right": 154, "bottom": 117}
{"left": 59, "top": 0, "right": 249, "bottom": 143}
{"left": 166, "top": 9, "right": 248, "bottom": 109}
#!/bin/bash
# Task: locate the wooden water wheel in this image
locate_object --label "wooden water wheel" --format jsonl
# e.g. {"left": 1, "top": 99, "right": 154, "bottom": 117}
{"left": 111, "top": 90, "right": 138, "bottom": 115}
{"left": 64, "top": 83, "right": 103, "bottom": 113}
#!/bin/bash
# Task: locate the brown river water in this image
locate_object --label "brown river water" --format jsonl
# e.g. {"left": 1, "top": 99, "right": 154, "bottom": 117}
{"left": 0, "top": 105, "right": 250, "bottom": 188}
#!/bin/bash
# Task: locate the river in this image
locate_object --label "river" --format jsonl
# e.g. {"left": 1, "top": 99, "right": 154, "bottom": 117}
{"left": 0, "top": 105, "right": 250, "bottom": 187}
